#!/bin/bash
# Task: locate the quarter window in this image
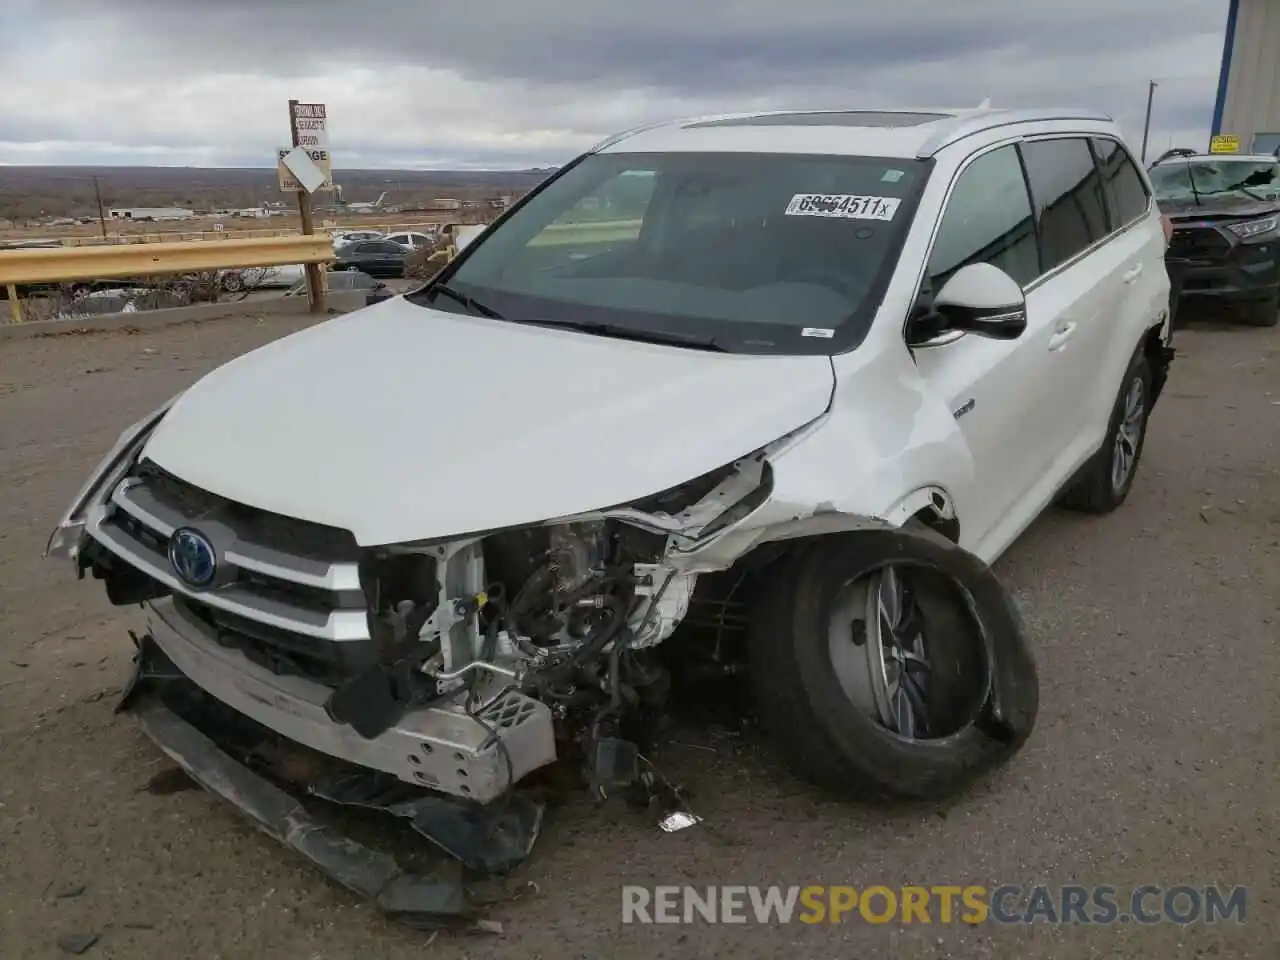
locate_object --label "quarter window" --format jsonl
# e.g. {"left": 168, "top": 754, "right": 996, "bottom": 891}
{"left": 1019, "top": 137, "right": 1110, "bottom": 271}
{"left": 926, "top": 144, "right": 1040, "bottom": 290}
{"left": 1091, "top": 138, "right": 1151, "bottom": 226}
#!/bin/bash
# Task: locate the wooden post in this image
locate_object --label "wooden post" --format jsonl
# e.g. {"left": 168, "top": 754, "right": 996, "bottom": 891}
{"left": 289, "top": 99, "right": 326, "bottom": 314}
{"left": 93, "top": 176, "right": 108, "bottom": 241}
{"left": 5, "top": 284, "right": 21, "bottom": 323}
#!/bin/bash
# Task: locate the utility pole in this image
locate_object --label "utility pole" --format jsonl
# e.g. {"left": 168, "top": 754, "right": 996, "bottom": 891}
{"left": 1141, "top": 80, "right": 1158, "bottom": 164}
{"left": 288, "top": 99, "right": 325, "bottom": 313}
{"left": 92, "top": 176, "right": 108, "bottom": 240}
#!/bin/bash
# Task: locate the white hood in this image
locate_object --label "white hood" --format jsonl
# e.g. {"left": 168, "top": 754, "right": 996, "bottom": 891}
{"left": 142, "top": 298, "right": 834, "bottom": 545}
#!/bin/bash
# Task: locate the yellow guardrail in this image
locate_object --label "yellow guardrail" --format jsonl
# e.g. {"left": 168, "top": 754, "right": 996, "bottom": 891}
{"left": 1, "top": 234, "right": 334, "bottom": 322}
{"left": 48, "top": 219, "right": 485, "bottom": 247}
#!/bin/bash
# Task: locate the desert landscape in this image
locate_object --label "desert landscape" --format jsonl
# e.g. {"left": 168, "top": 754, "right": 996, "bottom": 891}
{"left": 0, "top": 164, "right": 554, "bottom": 240}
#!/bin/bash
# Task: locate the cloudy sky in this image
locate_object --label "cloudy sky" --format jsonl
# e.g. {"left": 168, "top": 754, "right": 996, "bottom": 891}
{"left": 0, "top": 0, "right": 1230, "bottom": 170}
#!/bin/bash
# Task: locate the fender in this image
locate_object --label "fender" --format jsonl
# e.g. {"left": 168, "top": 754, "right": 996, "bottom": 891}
{"left": 670, "top": 347, "right": 975, "bottom": 571}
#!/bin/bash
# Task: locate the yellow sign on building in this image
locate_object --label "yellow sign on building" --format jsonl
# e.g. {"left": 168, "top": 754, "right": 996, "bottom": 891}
{"left": 1209, "top": 134, "right": 1240, "bottom": 154}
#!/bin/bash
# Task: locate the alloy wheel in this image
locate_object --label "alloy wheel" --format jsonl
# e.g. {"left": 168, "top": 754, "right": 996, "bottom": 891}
{"left": 1111, "top": 376, "right": 1146, "bottom": 494}
{"left": 828, "top": 566, "right": 934, "bottom": 740}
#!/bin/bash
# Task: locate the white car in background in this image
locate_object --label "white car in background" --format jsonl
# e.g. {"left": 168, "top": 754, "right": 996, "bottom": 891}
{"left": 218, "top": 263, "right": 306, "bottom": 293}
{"left": 331, "top": 229, "right": 385, "bottom": 252}
{"left": 384, "top": 230, "right": 438, "bottom": 250}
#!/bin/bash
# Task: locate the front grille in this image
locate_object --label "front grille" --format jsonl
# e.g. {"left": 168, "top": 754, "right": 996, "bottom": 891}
{"left": 1168, "top": 225, "right": 1230, "bottom": 261}
{"left": 86, "top": 466, "right": 371, "bottom": 645}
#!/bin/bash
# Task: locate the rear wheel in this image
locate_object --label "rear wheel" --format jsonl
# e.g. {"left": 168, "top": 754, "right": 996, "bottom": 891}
{"left": 747, "top": 527, "right": 1039, "bottom": 801}
{"left": 1061, "top": 352, "right": 1152, "bottom": 514}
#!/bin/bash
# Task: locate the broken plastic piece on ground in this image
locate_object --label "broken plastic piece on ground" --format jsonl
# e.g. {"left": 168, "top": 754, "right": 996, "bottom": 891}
{"left": 116, "top": 633, "right": 531, "bottom": 930}
{"left": 635, "top": 753, "right": 702, "bottom": 833}
{"left": 658, "top": 810, "right": 703, "bottom": 832}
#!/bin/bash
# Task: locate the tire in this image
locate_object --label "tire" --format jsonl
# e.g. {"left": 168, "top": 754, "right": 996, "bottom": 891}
{"left": 221, "top": 272, "right": 245, "bottom": 293}
{"left": 1060, "top": 351, "right": 1153, "bottom": 514}
{"left": 1241, "top": 293, "right": 1279, "bottom": 327}
{"left": 747, "top": 527, "right": 1039, "bottom": 801}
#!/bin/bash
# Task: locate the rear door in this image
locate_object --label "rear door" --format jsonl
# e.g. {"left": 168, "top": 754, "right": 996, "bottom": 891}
{"left": 1085, "top": 138, "right": 1168, "bottom": 446}
{"left": 1016, "top": 136, "right": 1122, "bottom": 472}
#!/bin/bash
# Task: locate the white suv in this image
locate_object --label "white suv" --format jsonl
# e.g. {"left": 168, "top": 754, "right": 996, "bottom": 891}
{"left": 47, "top": 108, "right": 1172, "bottom": 824}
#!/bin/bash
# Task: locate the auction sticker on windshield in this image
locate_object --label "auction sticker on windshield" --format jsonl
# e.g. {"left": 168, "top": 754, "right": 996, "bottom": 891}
{"left": 786, "top": 194, "right": 901, "bottom": 220}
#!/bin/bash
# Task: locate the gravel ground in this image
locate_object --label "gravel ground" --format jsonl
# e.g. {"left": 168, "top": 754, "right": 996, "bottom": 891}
{"left": 0, "top": 313, "right": 1275, "bottom": 959}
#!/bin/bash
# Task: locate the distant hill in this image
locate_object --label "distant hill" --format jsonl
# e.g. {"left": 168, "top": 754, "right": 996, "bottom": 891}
{"left": 0, "top": 165, "right": 559, "bottom": 221}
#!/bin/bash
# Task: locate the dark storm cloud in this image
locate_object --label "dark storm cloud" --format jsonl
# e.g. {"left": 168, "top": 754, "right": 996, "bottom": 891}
{"left": 6, "top": 0, "right": 1231, "bottom": 165}
{"left": 42, "top": 0, "right": 1226, "bottom": 96}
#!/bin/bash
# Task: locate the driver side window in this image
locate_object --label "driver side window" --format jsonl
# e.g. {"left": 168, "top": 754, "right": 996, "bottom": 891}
{"left": 926, "top": 145, "right": 1040, "bottom": 295}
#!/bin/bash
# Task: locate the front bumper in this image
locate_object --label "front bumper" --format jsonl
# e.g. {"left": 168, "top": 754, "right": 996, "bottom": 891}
{"left": 142, "top": 597, "right": 556, "bottom": 803}
{"left": 1166, "top": 243, "right": 1280, "bottom": 303}
{"left": 118, "top": 631, "right": 544, "bottom": 928}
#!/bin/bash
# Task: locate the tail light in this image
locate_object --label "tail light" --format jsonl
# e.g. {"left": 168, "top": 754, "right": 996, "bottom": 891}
{"left": 1161, "top": 214, "right": 1173, "bottom": 247}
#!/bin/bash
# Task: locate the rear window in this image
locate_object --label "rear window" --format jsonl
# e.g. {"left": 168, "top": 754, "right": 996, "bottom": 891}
{"left": 1091, "top": 138, "right": 1150, "bottom": 226}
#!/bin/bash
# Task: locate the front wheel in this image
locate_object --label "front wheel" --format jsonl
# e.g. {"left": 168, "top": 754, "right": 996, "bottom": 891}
{"left": 1242, "top": 293, "right": 1279, "bottom": 327}
{"left": 747, "top": 528, "right": 1039, "bottom": 801}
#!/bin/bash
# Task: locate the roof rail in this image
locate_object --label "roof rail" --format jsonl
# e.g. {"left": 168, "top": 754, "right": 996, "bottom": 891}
{"left": 591, "top": 106, "right": 984, "bottom": 151}
{"left": 914, "top": 107, "right": 1113, "bottom": 158}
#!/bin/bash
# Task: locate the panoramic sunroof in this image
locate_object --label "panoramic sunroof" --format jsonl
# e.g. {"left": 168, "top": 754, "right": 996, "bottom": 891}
{"left": 683, "top": 111, "right": 952, "bottom": 129}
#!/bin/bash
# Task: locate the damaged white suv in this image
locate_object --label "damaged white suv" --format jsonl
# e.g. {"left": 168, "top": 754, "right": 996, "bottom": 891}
{"left": 48, "top": 108, "right": 1173, "bottom": 840}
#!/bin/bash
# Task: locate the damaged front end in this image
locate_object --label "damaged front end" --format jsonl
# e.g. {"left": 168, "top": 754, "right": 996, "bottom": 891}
{"left": 49, "top": 406, "right": 805, "bottom": 924}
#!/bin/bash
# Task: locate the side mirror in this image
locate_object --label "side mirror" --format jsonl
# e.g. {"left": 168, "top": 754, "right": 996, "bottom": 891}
{"left": 913, "top": 263, "right": 1027, "bottom": 344}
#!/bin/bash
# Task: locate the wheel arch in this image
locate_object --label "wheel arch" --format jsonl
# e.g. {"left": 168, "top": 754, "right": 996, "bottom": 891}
{"left": 1143, "top": 319, "right": 1175, "bottom": 407}
{"left": 677, "top": 484, "right": 962, "bottom": 575}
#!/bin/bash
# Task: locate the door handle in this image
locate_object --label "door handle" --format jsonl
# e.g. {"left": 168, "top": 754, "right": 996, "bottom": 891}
{"left": 1122, "top": 264, "right": 1144, "bottom": 284}
{"left": 1048, "top": 320, "right": 1077, "bottom": 351}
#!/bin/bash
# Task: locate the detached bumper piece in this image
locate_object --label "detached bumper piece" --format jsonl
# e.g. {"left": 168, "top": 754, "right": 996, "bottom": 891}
{"left": 117, "top": 634, "right": 543, "bottom": 930}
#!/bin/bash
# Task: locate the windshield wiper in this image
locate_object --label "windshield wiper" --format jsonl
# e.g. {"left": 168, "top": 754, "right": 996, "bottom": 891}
{"left": 427, "top": 283, "right": 506, "bottom": 320}
{"left": 1226, "top": 183, "right": 1268, "bottom": 202}
{"left": 520, "top": 318, "right": 728, "bottom": 352}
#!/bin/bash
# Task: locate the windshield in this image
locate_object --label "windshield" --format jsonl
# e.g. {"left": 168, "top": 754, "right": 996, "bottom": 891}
{"left": 412, "top": 151, "right": 929, "bottom": 354}
{"left": 1149, "top": 159, "right": 1280, "bottom": 204}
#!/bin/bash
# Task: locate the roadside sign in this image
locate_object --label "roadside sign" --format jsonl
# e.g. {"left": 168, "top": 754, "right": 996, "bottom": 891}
{"left": 290, "top": 102, "right": 329, "bottom": 148}
{"left": 1209, "top": 134, "right": 1240, "bottom": 154}
{"left": 277, "top": 146, "right": 332, "bottom": 193}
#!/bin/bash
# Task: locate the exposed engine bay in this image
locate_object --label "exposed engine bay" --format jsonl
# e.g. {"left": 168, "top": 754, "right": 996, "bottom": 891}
{"left": 74, "top": 444, "right": 777, "bottom": 811}
{"left": 328, "top": 516, "right": 697, "bottom": 799}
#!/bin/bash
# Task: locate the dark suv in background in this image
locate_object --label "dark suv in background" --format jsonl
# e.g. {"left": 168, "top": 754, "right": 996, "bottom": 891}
{"left": 1149, "top": 150, "right": 1280, "bottom": 327}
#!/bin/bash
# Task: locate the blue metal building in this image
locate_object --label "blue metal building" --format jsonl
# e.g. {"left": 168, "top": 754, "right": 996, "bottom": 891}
{"left": 1213, "top": 0, "right": 1280, "bottom": 153}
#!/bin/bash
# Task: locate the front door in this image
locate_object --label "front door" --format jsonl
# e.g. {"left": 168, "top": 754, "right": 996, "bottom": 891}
{"left": 911, "top": 143, "right": 1064, "bottom": 553}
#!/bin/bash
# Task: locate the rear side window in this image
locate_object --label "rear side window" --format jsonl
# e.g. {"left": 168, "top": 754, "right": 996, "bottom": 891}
{"left": 1019, "top": 137, "right": 1110, "bottom": 271}
{"left": 926, "top": 144, "right": 1040, "bottom": 290}
{"left": 1091, "top": 138, "right": 1151, "bottom": 226}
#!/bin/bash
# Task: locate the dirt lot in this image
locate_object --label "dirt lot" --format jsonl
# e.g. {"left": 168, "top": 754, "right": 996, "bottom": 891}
{"left": 0, "top": 313, "right": 1276, "bottom": 959}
